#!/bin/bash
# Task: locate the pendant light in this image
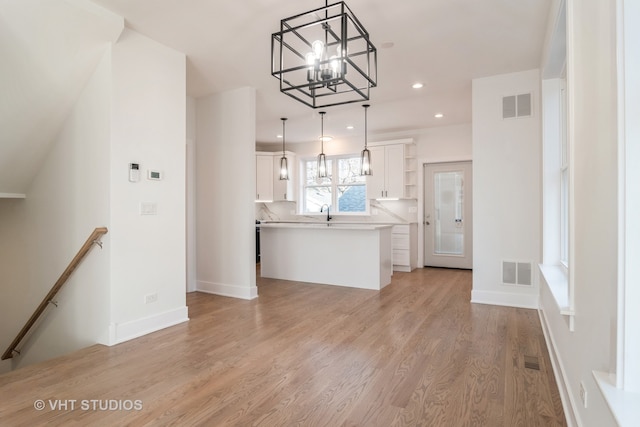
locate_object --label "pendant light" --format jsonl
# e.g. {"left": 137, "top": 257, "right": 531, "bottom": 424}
{"left": 360, "top": 104, "right": 372, "bottom": 175}
{"left": 317, "top": 111, "right": 328, "bottom": 178}
{"left": 279, "top": 118, "right": 289, "bottom": 180}
{"left": 271, "top": 0, "right": 378, "bottom": 109}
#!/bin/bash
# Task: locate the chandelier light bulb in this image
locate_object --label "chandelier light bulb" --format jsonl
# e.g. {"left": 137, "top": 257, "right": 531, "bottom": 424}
{"left": 330, "top": 55, "right": 340, "bottom": 76}
{"left": 312, "top": 40, "right": 324, "bottom": 59}
{"left": 305, "top": 52, "right": 316, "bottom": 66}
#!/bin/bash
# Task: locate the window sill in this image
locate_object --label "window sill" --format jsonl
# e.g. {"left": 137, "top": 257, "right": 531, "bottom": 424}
{"left": 539, "top": 264, "right": 574, "bottom": 316}
{"left": 593, "top": 371, "right": 640, "bottom": 427}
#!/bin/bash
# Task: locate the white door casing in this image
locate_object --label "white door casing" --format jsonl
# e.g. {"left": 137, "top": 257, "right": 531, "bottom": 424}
{"left": 424, "top": 161, "right": 473, "bottom": 269}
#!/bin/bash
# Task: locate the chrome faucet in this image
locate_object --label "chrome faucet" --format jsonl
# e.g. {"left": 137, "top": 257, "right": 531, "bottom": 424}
{"left": 320, "top": 204, "right": 332, "bottom": 222}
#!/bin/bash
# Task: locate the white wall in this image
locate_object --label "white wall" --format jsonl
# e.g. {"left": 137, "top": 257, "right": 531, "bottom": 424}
{"left": 196, "top": 87, "right": 257, "bottom": 300}
{"left": 0, "top": 199, "right": 28, "bottom": 374}
{"left": 2, "top": 49, "right": 113, "bottom": 370}
{"left": 1, "top": 28, "right": 189, "bottom": 370}
{"left": 186, "top": 96, "right": 197, "bottom": 293}
{"left": 472, "top": 69, "right": 542, "bottom": 309}
{"left": 539, "top": 0, "right": 619, "bottom": 425}
{"left": 0, "top": 0, "right": 123, "bottom": 194}
{"left": 108, "top": 29, "right": 188, "bottom": 344}
{"left": 415, "top": 123, "right": 472, "bottom": 163}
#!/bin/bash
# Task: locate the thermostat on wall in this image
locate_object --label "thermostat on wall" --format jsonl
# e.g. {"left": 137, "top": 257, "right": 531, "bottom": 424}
{"left": 129, "top": 163, "right": 140, "bottom": 182}
{"left": 147, "top": 170, "right": 163, "bottom": 181}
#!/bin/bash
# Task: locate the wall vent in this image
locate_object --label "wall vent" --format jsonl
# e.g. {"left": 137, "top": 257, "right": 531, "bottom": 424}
{"left": 502, "top": 93, "right": 532, "bottom": 119}
{"left": 502, "top": 261, "right": 532, "bottom": 286}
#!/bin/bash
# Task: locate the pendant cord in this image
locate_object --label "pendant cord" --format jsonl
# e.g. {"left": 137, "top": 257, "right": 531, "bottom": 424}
{"left": 364, "top": 105, "right": 368, "bottom": 148}
{"left": 281, "top": 118, "right": 287, "bottom": 155}
{"left": 320, "top": 112, "right": 325, "bottom": 153}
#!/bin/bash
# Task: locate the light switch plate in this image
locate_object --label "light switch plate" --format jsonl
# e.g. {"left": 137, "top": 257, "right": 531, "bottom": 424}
{"left": 140, "top": 202, "right": 157, "bottom": 215}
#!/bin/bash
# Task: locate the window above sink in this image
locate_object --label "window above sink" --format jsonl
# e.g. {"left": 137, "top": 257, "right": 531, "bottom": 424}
{"left": 301, "top": 155, "right": 368, "bottom": 215}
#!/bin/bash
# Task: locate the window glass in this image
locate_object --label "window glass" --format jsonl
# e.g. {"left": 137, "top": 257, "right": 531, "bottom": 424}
{"left": 303, "top": 156, "right": 367, "bottom": 214}
{"left": 304, "top": 187, "right": 332, "bottom": 213}
{"left": 338, "top": 158, "right": 366, "bottom": 184}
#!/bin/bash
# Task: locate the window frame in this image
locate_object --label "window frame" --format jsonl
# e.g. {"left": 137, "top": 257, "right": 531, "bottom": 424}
{"left": 559, "top": 80, "right": 569, "bottom": 268}
{"left": 300, "top": 154, "right": 369, "bottom": 216}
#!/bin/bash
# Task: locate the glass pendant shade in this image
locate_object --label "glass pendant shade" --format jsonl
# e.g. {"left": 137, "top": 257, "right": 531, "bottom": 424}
{"left": 317, "top": 152, "right": 327, "bottom": 178}
{"left": 279, "top": 156, "right": 289, "bottom": 180}
{"left": 360, "top": 104, "right": 372, "bottom": 175}
{"left": 279, "top": 117, "right": 289, "bottom": 180}
{"left": 317, "top": 111, "right": 328, "bottom": 178}
{"left": 360, "top": 147, "right": 372, "bottom": 175}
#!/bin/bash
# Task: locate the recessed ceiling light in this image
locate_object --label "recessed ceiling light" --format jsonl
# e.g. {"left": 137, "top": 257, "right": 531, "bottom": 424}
{"left": 320, "top": 136, "right": 333, "bottom": 142}
{"left": 346, "top": 125, "right": 354, "bottom": 130}
{"left": 434, "top": 113, "right": 444, "bottom": 118}
{"left": 412, "top": 83, "right": 424, "bottom": 89}
{"left": 276, "top": 134, "right": 283, "bottom": 138}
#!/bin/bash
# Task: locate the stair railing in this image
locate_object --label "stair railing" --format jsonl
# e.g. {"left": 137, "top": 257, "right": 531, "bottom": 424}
{"left": 1, "top": 227, "right": 108, "bottom": 360}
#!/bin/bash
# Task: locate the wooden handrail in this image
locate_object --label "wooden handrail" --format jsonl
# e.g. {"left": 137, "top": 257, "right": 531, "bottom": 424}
{"left": 1, "top": 227, "right": 108, "bottom": 360}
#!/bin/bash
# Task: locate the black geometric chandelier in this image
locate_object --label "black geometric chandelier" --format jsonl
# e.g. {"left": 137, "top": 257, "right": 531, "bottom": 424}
{"left": 271, "top": 0, "right": 377, "bottom": 109}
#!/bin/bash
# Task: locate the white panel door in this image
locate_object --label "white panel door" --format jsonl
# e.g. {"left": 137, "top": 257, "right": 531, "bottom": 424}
{"left": 424, "top": 161, "right": 472, "bottom": 269}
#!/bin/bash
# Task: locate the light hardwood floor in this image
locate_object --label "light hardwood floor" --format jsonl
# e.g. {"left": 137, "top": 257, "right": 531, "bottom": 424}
{"left": 0, "top": 267, "right": 565, "bottom": 426}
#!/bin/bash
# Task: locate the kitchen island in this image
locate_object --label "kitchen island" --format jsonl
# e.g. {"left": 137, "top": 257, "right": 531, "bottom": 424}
{"left": 259, "top": 222, "right": 393, "bottom": 290}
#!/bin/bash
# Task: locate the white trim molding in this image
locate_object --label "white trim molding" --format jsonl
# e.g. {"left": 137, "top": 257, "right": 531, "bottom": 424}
{"left": 108, "top": 306, "right": 189, "bottom": 345}
{"left": 196, "top": 280, "right": 258, "bottom": 300}
{"left": 470, "top": 289, "right": 539, "bottom": 309}
{"left": 538, "top": 308, "right": 579, "bottom": 427}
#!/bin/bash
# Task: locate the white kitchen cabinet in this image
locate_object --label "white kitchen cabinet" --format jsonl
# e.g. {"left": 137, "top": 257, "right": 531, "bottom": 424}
{"left": 256, "top": 154, "right": 274, "bottom": 201}
{"left": 366, "top": 142, "right": 416, "bottom": 199}
{"left": 272, "top": 151, "right": 296, "bottom": 201}
{"left": 392, "top": 223, "right": 418, "bottom": 272}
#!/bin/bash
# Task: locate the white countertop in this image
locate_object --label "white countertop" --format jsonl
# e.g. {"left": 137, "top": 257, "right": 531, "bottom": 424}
{"left": 259, "top": 222, "right": 392, "bottom": 230}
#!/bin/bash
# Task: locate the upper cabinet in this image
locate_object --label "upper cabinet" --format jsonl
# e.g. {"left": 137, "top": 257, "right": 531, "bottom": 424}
{"left": 256, "top": 154, "right": 274, "bottom": 202}
{"left": 256, "top": 151, "right": 296, "bottom": 202}
{"left": 366, "top": 140, "right": 416, "bottom": 200}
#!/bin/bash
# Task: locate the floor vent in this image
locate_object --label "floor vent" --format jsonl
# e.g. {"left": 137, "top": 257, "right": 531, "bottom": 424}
{"left": 502, "top": 261, "right": 532, "bottom": 286}
{"left": 524, "top": 355, "right": 541, "bottom": 371}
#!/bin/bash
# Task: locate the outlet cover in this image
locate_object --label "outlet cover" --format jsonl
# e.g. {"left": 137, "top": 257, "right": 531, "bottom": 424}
{"left": 145, "top": 293, "right": 158, "bottom": 304}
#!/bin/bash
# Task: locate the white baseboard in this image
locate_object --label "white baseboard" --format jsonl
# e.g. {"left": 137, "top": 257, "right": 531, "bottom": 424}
{"left": 196, "top": 280, "right": 258, "bottom": 300}
{"left": 538, "top": 307, "right": 579, "bottom": 427}
{"left": 471, "top": 289, "right": 539, "bottom": 309}
{"left": 108, "top": 306, "right": 189, "bottom": 345}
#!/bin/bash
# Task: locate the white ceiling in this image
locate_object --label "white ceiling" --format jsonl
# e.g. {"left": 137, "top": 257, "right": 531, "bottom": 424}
{"left": 91, "top": 0, "right": 552, "bottom": 144}
{"left": 0, "top": 0, "right": 551, "bottom": 193}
